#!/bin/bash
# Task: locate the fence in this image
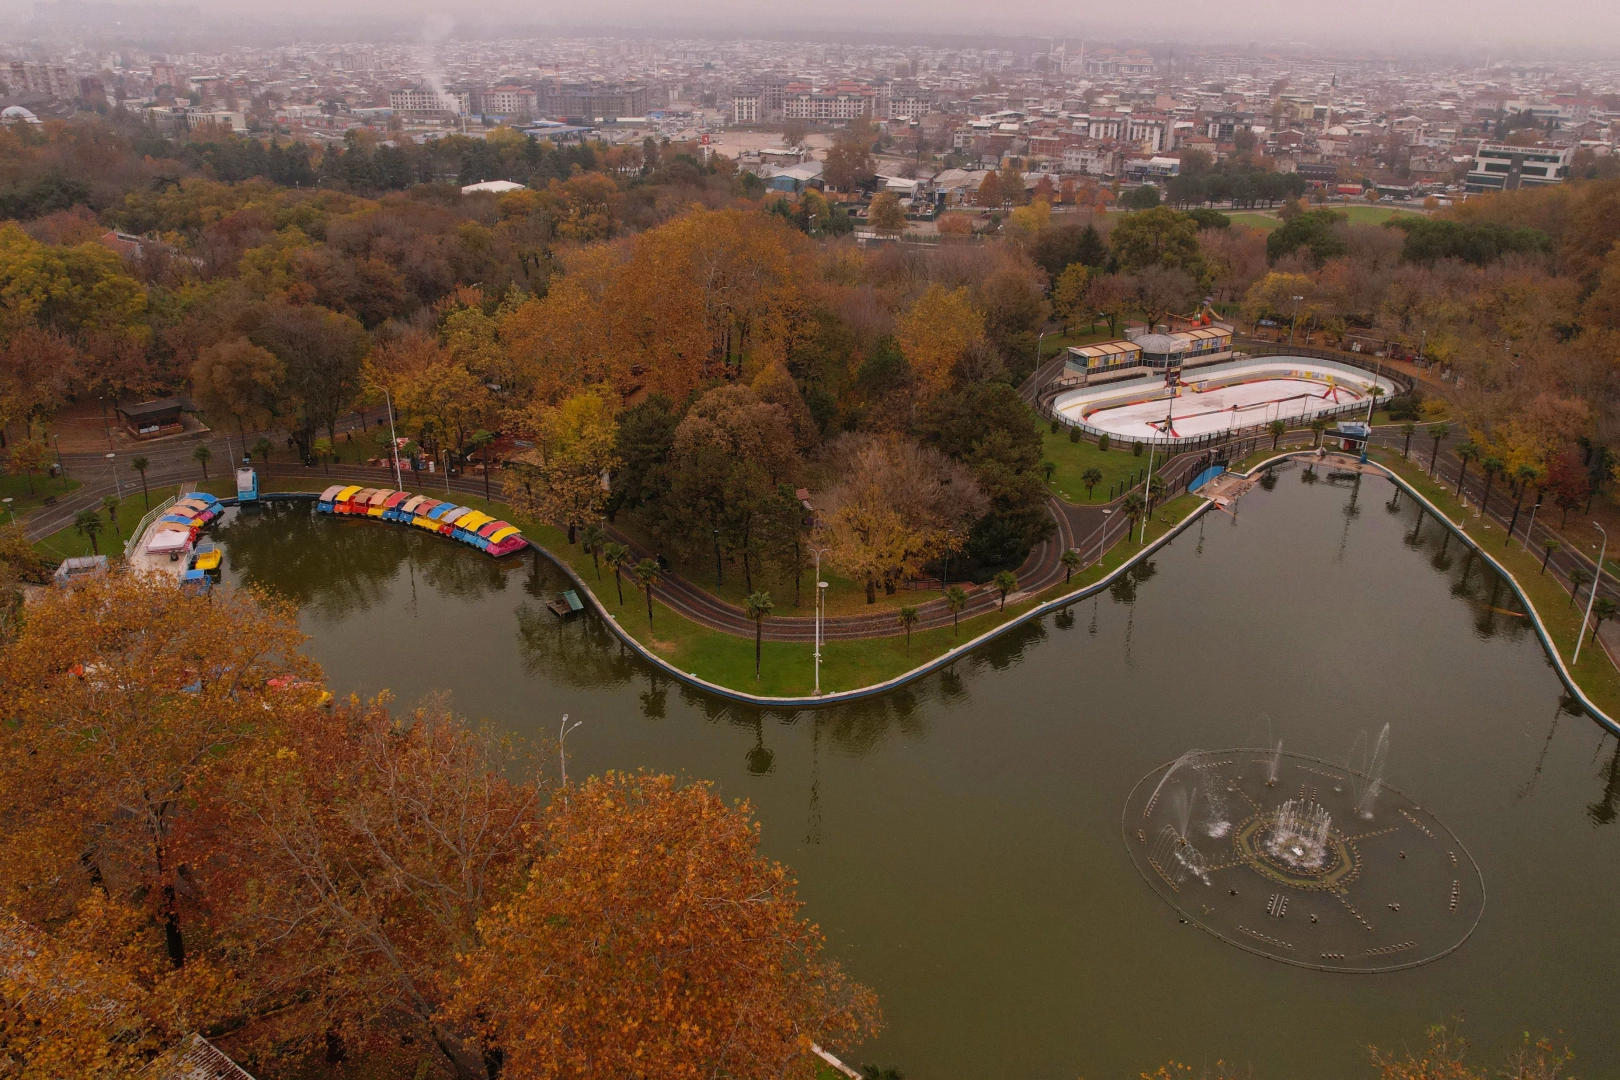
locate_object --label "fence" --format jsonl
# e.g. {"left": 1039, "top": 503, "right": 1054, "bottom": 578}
{"left": 124, "top": 495, "right": 177, "bottom": 560}
{"left": 1036, "top": 347, "right": 1410, "bottom": 453}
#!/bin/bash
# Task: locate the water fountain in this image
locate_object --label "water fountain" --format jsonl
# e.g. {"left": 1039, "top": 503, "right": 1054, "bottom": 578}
{"left": 1347, "top": 723, "right": 1391, "bottom": 819}
{"left": 1265, "top": 798, "right": 1333, "bottom": 871}
{"left": 1122, "top": 747, "right": 1484, "bottom": 973}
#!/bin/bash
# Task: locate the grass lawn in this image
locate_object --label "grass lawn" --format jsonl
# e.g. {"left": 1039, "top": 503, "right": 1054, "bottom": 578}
{"left": 31, "top": 485, "right": 191, "bottom": 560}
{"left": 1039, "top": 420, "right": 1156, "bottom": 504}
{"left": 605, "top": 513, "right": 918, "bottom": 618}
{"left": 1371, "top": 448, "right": 1620, "bottom": 719}
{"left": 0, "top": 470, "right": 79, "bottom": 516}
{"left": 1228, "top": 212, "right": 1280, "bottom": 232}
{"left": 1337, "top": 205, "right": 1421, "bottom": 226}
{"left": 527, "top": 495, "right": 1204, "bottom": 697}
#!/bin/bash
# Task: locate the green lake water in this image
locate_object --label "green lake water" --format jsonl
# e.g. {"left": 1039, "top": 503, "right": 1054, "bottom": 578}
{"left": 217, "top": 466, "right": 1620, "bottom": 1080}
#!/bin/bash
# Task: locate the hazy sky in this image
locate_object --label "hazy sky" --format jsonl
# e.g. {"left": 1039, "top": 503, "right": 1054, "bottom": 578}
{"left": 7, "top": 0, "right": 1620, "bottom": 55}
{"left": 260, "top": 0, "right": 1620, "bottom": 54}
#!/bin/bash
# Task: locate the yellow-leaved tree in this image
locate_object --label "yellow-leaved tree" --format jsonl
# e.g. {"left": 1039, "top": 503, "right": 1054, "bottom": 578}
{"left": 505, "top": 389, "right": 622, "bottom": 543}
{"left": 895, "top": 283, "right": 986, "bottom": 399}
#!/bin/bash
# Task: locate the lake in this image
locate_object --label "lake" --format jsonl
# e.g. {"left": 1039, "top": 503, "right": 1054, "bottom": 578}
{"left": 216, "top": 464, "right": 1620, "bottom": 1079}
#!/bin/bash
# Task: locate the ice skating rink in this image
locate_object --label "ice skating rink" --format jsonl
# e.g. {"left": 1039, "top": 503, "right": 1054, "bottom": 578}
{"left": 1051, "top": 358, "right": 1398, "bottom": 443}
{"left": 1083, "top": 378, "right": 1364, "bottom": 440}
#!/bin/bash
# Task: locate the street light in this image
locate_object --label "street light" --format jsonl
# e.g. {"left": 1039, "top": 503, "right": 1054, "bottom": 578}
{"left": 106, "top": 452, "right": 122, "bottom": 500}
{"left": 810, "top": 545, "right": 830, "bottom": 697}
{"left": 52, "top": 434, "right": 65, "bottom": 477}
{"left": 376, "top": 385, "right": 404, "bottom": 489}
{"left": 2, "top": 497, "right": 13, "bottom": 525}
{"left": 1573, "top": 521, "right": 1608, "bottom": 666}
{"left": 1034, "top": 329, "right": 1049, "bottom": 376}
{"left": 1288, "top": 295, "right": 1304, "bottom": 345}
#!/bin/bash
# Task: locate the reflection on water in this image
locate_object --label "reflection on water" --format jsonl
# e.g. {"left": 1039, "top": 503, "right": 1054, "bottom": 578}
{"left": 215, "top": 483, "right": 1619, "bottom": 1080}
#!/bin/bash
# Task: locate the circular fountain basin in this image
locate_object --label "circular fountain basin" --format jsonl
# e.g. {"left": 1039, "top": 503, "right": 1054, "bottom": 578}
{"left": 1122, "top": 749, "right": 1484, "bottom": 973}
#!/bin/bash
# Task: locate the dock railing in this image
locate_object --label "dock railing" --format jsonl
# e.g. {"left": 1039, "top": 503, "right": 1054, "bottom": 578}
{"left": 124, "top": 495, "right": 177, "bottom": 560}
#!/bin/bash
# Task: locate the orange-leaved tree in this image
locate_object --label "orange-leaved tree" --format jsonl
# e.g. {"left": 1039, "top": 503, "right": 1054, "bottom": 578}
{"left": 213, "top": 694, "right": 543, "bottom": 1078}
{"left": 454, "top": 771, "right": 881, "bottom": 1079}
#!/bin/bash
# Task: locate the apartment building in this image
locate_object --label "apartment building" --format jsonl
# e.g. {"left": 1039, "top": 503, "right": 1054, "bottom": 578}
{"left": 537, "top": 81, "right": 649, "bottom": 121}
{"left": 389, "top": 87, "right": 467, "bottom": 116}
{"left": 6, "top": 61, "right": 73, "bottom": 100}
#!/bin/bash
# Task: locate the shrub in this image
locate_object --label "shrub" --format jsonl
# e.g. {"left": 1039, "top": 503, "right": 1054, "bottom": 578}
{"left": 1069, "top": 426, "right": 1081, "bottom": 443}
{"left": 1050, "top": 417, "right": 1060, "bottom": 434}
{"left": 1132, "top": 440, "right": 1144, "bottom": 457}
{"left": 1098, "top": 432, "right": 1111, "bottom": 452}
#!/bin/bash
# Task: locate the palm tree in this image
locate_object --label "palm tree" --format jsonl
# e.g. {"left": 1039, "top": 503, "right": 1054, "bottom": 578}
{"left": 192, "top": 443, "right": 212, "bottom": 479}
{"left": 1541, "top": 539, "right": 1561, "bottom": 573}
{"left": 73, "top": 509, "right": 104, "bottom": 555}
{"left": 1121, "top": 490, "right": 1147, "bottom": 537}
{"left": 945, "top": 585, "right": 968, "bottom": 635}
{"left": 1427, "top": 423, "right": 1450, "bottom": 475}
{"left": 1060, "top": 547, "right": 1082, "bottom": 583}
{"left": 101, "top": 495, "right": 121, "bottom": 543}
{"left": 1041, "top": 460, "right": 1056, "bottom": 483}
{"left": 1401, "top": 422, "right": 1417, "bottom": 459}
{"left": 1269, "top": 419, "right": 1286, "bottom": 450}
{"left": 1505, "top": 464, "right": 1538, "bottom": 545}
{"left": 1590, "top": 596, "right": 1617, "bottom": 644}
{"left": 602, "top": 541, "right": 629, "bottom": 604}
{"left": 1082, "top": 467, "right": 1103, "bottom": 500}
{"left": 1453, "top": 441, "right": 1480, "bottom": 497}
{"left": 993, "top": 569, "right": 1017, "bottom": 610}
{"left": 130, "top": 455, "right": 150, "bottom": 508}
{"left": 744, "top": 591, "right": 774, "bottom": 679}
{"left": 580, "top": 523, "right": 607, "bottom": 579}
{"left": 1310, "top": 417, "right": 1327, "bottom": 448}
{"left": 634, "top": 558, "right": 660, "bottom": 629}
{"left": 897, "top": 605, "right": 918, "bottom": 651}
{"left": 1478, "top": 455, "right": 1504, "bottom": 517}
{"left": 1568, "top": 566, "right": 1591, "bottom": 606}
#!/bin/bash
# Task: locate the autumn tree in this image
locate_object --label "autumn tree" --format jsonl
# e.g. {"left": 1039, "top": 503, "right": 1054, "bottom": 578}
{"left": 1052, "top": 263, "right": 1092, "bottom": 333}
{"left": 189, "top": 337, "right": 285, "bottom": 439}
{"left": 895, "top": 284, "right": 986, "bottom": 399}
{"left": 7, "top": 437, "right": 51, "bottom": 495}
{"left": 1135, "top": 265, "right": 1199, "bottom": 330}
{"left": 217, "top": 695, "right": 540, "bottom": 1078}
{"left": 823, "top": 126, "right": 875, "bottom": 191}
{"left": 867, "top": 191, "right": 906, "bottom": 237}
{"left": 975, "top": 170, "right": 1002, "bottom": 208}
{"left": 504, "top": 389, "right": 621, "bottom": 543}
{"left": 815, "top": 433, "right": 986, "bottom": 602}
{"left": 1088, "top": 273, "right": 1136, "bottom": 337}
{"left": 454, "top": 772, "right": 881, "bottom": 1079}
{"left": 0, "top": 572, "right": 315, "bottom": 971}
{"left": 249, "top": 302, "right": 369, "bottom": 460}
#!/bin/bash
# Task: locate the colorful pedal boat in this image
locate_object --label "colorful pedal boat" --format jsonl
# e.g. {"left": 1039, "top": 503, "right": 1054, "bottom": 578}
{"left": 313, "top": 486, "right": 523, "bottom": 557}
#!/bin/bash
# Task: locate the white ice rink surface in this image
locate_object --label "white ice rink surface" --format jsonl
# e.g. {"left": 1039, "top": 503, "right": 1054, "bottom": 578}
{"left": 1068, "top": 377, "right": 1366, "bottom": 440}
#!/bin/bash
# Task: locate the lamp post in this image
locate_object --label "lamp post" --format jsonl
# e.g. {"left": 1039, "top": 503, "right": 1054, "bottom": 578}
{"left": 1288, "top": 295, "right": 1304, "bottom": 344}
{"left": 810, "top": 546, "right": 830, "bottom": 696}
{"left": 2, "top": 497, "right": 13, "bottom": 525}
{"left": 1035, "top": 329, "right": 1049, "bottom": 377}
{"left": 106, "top": 452, "right": 122, "bottom": 499}
{"left": 53, "top": 434, "right": 65, "bottom": 477}
{"left": 377, "top": 385, "right": 403, "bottom": 489}
{"left": 1573, "top": 521, "right": 1608, "bottom": 666}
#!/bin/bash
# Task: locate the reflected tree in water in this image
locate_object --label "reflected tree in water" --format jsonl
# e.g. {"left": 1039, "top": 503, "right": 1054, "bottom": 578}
{"left": 1588, "top": 738, "right": 1620, "bottom": 828}
{"left": 515, "top": 603, "right": 641, "bottom": 690}
{"left": 223, "top": 503, "right": 407, "bottom": 620}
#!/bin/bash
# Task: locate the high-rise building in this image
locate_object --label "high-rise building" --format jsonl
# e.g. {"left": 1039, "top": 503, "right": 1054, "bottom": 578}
{"left": 7, "top": 61, "right": 73, "bottom": 100}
